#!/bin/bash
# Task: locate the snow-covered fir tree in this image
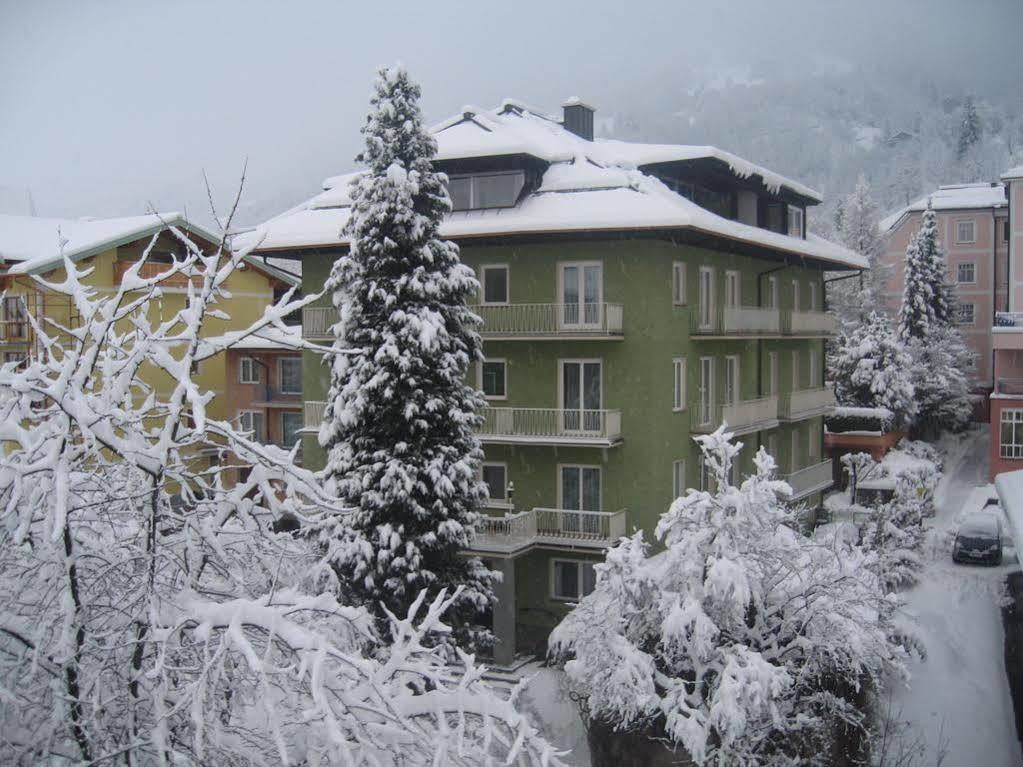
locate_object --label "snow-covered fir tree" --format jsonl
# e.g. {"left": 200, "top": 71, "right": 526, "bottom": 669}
{"left": 829, "top": 311, "right": 917, "bottom": 426}
{"left": 0, "top": 226, "right": 556, "bottom": 765}
{"left": 956, "top": 96, "right": 983, "bottom": 178}
{"left": 906, "top": 323, "right": 975, "bottom": 435}
{"left": 898, "top": 200, "right": 954, "bottom": 341}
{"left": 317, "top": 66, "right": 495, "bottom": 650}
{"left": 830, "top": 175, "right": 890, "bottom": 322}
{"left": 550, "top": 427, "right": 909, "bottom": 766}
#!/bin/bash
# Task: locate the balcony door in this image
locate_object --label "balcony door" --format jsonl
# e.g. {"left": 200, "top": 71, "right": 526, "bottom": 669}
{"left": 561, "top": 360, "right": 602, "bottom": 433}
{"left": 560, "top": 465, "right": 601, "bottom": 534}
{"left": 725, "top": 356, "right": 739, "bottom": 406}
{"left": 699, "top": 267, "right": 715, "bottom": 329}
{"left": 560, "top": 262, "right": 602, "bottom": 329}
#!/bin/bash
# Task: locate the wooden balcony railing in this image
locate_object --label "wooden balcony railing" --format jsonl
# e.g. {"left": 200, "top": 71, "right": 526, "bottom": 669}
{"left": 785, "top": 460, "right": 834, "bottom": 500}
{"left": 480, "top": 407, "right": 623, "bottom": 446}
{"left": 474, "top": 303, "right": 624, "bottom": 339}
{"left": 471, "top": 508, "right": 628, "bottom": 554}
{"left": 779, "top": 385, "right": 836, "bottom": 421}
{"left": 302, "top": 307, "right": 335, "bottom": 340}
{"left": 693, "top": 395, "right": 779, "bottom": 435}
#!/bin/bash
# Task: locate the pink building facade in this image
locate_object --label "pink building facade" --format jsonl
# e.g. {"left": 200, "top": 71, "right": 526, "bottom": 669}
{"left": 879, "top": 183, "right": 1010, "bottom": 393}
{"left": 990, "top": 166, "right": 1023, "bottom": 479}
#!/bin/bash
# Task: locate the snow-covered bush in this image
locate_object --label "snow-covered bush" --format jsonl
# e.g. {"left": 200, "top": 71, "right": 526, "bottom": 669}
{"left": 0, "top": 222, "right": 558, "bottom": 765}
{"left": 317, "top": 65, "right": 495, "bottom": 651}
{"left": 550, "top": 427, "right": 908, "bottom": 766}
{"left": 829, "top": 312, "right": 917, "bottom": 426}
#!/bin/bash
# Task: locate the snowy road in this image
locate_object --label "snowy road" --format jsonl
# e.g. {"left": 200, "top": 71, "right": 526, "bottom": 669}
{"left": 889, "top": 430, "right": 1022, "bottom": 766}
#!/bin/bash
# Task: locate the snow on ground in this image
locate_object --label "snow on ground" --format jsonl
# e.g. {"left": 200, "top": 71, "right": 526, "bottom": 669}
{"left": 517, "top": 662, "right": 591, "bottom": 766}
{"left": 889, "top": 429, "right": 1022, "bottom": 766}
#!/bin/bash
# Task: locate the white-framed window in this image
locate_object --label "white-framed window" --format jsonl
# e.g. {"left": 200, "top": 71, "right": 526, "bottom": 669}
{"left": 787, "top": 206, "right": 804, "bottom": 238}
{"left": 767, "top": 432, "right": 779, "bottom": 464}
{"left": 449, "top": 171, "right": 525, "bottom": 212}
{"left": 559, "top": 359, "right": 602, "bottom": 432}
{"left": 278, "top": 357, "right": 302, "bottom": 394}
{"left": 559, "top": 262, "right": 603, "bottom": 328}
{"left": 766, "top": 276, "right": 778, "bottom": 309}
{"left": 699, "top": 356, "right": 714, "bottom": 425}
{"left": 808, "top": 422, "right": 819, "bottom": 461}
{"left": 724, "top": 270, "right": 740, "bottom": 308}
{"left": 672, "top": 459, "right": 686, "bottom": 499}
{"left": 482, "top": 462, "right": 508, "bottom": 503}
{"left": 698, "top": 455, "right": 714, "bottom": 493}
{"left": 724, "top": 355, "right": 740, "bottom": 405}
{"left": 551, "top": 559, "right": 597, "bottom": 601}
{"left": 480, "top": 264, "right": 509, "bottom": 304}
{"left": 699, "top": 267, "right": 715, "bottom": 329}
{"left": 955, "top": 219, "right": 976, "bottom": 244}
{"left": 791, "top": 350, "right": 801, "bottom": 390}
{"left": 480, "top": 359, "right": 507, "bottom": 399}
{"left": 239, "top": 357, "right": 260, "bottom": 384}
{"left": 767, "top": 351, "right": 778, "bottom": 396}
{"left": 238, "top": 410, "right": 264, "bottom": 442}
{"left": 1000, "top": 409, "right": 1023, "bottom": 459}
{"left": 809, "top": 348, "right": 818, "bottom": 388}
{"left": 791, "top": 280, "right": 801, "bottom": 312}
{"left": 955, "top": 302, "right": 975, "bottom": 326}
{"left": 672, "top": 357, "right": 686, "bottom": 411}
{"left": 791, "top": 428, "right": 800, "bottom": 471}
{"left": 808, "top": 282, "right": 818, "bottom": 311}
{"left": 956, "top": 262, "right": 976, "bottom": 284}
{"left": 280, "top": 411, "right": 302, "bottom": 448}
{"left": 1, "top": 296, "right": 27, "bottom": 340}
{"left": 672, "top": 262, "right": 687, "bottom": 305}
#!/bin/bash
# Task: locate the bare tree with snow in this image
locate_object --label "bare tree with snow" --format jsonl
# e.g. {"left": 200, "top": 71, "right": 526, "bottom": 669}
{"left": 0, "top": 214, "right": 559, "bottom": 765}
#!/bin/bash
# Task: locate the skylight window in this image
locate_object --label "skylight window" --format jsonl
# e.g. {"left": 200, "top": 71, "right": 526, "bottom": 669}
{"left": 448, "top": 171, "right": 525, "bottom": 211}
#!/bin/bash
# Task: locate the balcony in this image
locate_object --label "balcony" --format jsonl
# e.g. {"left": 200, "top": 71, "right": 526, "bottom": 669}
{"left": 997, "top": 379, "right": 1023, "bottom": 396}
{"left": 784, "top": 460, "right": 834, "bottom": 500}
{"left": 692, "top": 305, "right": 781, "bottom": 337}
{"left": 302, "top": 307, "right": 335, "bottom": 340}
{"left": 692, "top": 395, "right": 779, "bottom": 436}
{"left": 251, "top": 386, "right": 303, "bottom": 407}
{"left": 480, "top": 407, "right": 623, "bottom": 447}
{"left": 474, "top": 302, "right": 624, "bottom": 340}
{"left": 779, "top": 385, "right": 836, "bottom": 421}
{"left": 786, "top": 311, "right": 838, "bottom": 336}
{"left": 471, "top": 507, "right": 628, "bottom": 555}
{"left": 302, "top": 400, "right": 327, "bottom": 432}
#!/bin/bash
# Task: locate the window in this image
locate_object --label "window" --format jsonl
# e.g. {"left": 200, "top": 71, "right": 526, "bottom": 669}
{"left": 481, "top": 265, "right": 509, "bottom": 304}
{"left": 956, "top": 263, "right": 976, "bottom": 284}
{"left": 560, "top": 262, "right": 603, "bottom": 328}
{"left": 672, "top": 357, "right": 686, "bottom": 411}
{"left": 1, "top": 296, "right": 27, "bottom": 340}
{"left": 481, "top": 359, "right": 507, "bottom": 399}
{"left": 791, "top": 280, "right": 801, "bottom": 312}
{"left": 767, "top": 351, "right": 778, "bottom": 396}
{"left": 787, "top": 206, "right": 804, "bottom": 238}
{"left": 766, "top": 276, "right": 779, "bottom": 309}
{"left": 699, "top": 357, "right": 714, "bottom": 426}
{"left": 238, "top": 410, "right": 265, "bottom": 442}
{"left": 792, "top": 350, "right": 801, "bottom": 390}
{"left": 791, "top": 428, "right": 800, "bottom": 471}
{"left": 1005, "top": 220, "right": 1011, "bottom": 243}
{"left": 482, "top": 463, "right": 507, "bottom": 503}
{"left": 280, "top": 411, "right": 302, "bottom": 448}
{"left": 808, "top": 282, "right": 818, "bottom": 311}
{"left": 560, "top": 465, "right": 601, "bottom": 535}
{"left": 764, "top": 201, "right": 785, "bottom": 233}
{"left": 724, "top": 355, "right": 739, "bottom": 405}
{"left": 448, "top": 171, "right": 525, "bottom": 211}
{"left": 1000, "top": 409, "right": 1023, "bottom": 459}
{"left": 239, "top": 357, "right": 259, "bottom": 384}
{"left": 724, "top": 270, "right": 740, "bottom": 308}
{"left": 561, "top": 359, "right": 602, "bottom": 431}
{"left": 699, "top": 267, "right": 715, "bottom": 329}
{"left": 672, "top": 262, "right": 687, "bottom": 305}
{"left": 278, "top": 357, "right": 302, "bottom": 394}
{"left": 672, "top": 459, "right": 686, "bottom": 499}
{"left": 955, "top": 302, "right": 975, "bottom": 325}
{"left": 698, "top": 455, "right": 714, "bottom": 492}
{"left": 955, "top": 220, "right": 976, "bottom": 244}
{"left": 3, "top": 351, "right": 27, "bottom": 370}
{"left": 552, "top": 559, "right": 597, "bottom": 601}
{"left": 767, "top": 432, "right": 779, "bottom": 464}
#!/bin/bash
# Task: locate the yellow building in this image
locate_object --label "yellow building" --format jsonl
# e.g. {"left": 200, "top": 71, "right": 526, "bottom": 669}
{"left": 0, "top": 212, "right": 299, "bottom": 423}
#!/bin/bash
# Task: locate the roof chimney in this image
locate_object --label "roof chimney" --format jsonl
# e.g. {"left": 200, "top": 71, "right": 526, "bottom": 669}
{"left": 562, "top": 98, "right": 595, "bottom": 141}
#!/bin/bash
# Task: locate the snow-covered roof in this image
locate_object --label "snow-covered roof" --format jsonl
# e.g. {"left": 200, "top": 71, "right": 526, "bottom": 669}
{"left": 1002, "top": 165, "right": 1023, "bottom": 181}
{"left": 240, "top": 101, "right": 862, "bottom": 270}
{"left": 0, "top": 212, "right": 298, "bottom": 286}
{"left": 879, "top": 183, "right": 1007, "bottom": 232}
{"left": 206, "top": 324, "right": 304, "bottom": 351}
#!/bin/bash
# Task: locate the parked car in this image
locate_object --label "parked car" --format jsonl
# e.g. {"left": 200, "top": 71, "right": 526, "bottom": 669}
{"left": 953, "top": 511, "right": 1003, "bottom": 565}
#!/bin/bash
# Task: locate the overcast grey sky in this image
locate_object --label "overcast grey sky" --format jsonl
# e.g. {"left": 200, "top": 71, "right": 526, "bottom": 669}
{"left": 2, "top": 0, "right": 1021, "bottom": 227}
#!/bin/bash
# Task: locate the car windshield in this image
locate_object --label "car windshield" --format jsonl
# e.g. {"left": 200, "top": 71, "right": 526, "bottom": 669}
{"left": 959, "top": 513, "right": 999, "bottom": 537}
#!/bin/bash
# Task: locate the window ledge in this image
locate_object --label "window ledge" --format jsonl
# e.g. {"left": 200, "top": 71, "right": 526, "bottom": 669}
{"left": 484, "top": 501, "right": 515, "bottom": 511}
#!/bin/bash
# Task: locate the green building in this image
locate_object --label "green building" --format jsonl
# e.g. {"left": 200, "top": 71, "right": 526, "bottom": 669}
{"left": 244, "top": 99, "right": 865, "bottom": 663}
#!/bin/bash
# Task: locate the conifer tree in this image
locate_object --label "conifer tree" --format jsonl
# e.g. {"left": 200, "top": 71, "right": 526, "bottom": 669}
{"left": 830, "top": 175, "right": 889, "bottom": 322}
{"left": 957, "top": 96, "right": 982, "bottom": 161}
{"left": 317, "top": 66, "right": 494, "bottom": 650}
{"left": 898, "top": 201, "right": 953, "bottom": 341}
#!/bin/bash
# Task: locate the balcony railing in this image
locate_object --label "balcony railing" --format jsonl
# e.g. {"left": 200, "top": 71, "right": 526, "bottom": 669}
{"left": 474, "top": 302, "right": 624, "bottom": 339}
{"left": 692, "top": 305, "right": 781, "bottom": 336}
{"left": 471, "top": 508, "right": 628, "bottom": 554}
{"left": 995, "top": 312, "right": 1023, "bottom": 328}
{"left": 997, "top": 378, "right": 1023, "bottom": 395}
{"left": 692, "top": 395, "right": 779, "bottom": 435}
{"left": 779, "top": 385, "right": 836, "bottom": 421}
{"left": 785, "top": 460, "right": 834, "bottom": 500}
{"left": 480, "top": 407, "right": 622, "bottom": 446}
{"left": 114, "top": 260, "right": 197, "bottom": 287}
{"left": 302, "top": 307, "right": 335, "bottom": 340}
{"left": 303, "top": 400, "right": 327, "bottom": 430}
{"left": 251, "top": 386, "right": 303, "bottom": 405}
{"left": 786, "top": 311, "right": 838, "bottom": 336}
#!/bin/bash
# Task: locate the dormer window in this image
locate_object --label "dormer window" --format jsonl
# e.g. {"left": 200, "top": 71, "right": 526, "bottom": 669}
{"left": 448, "top": 171, "right": 525, "bottom": 211}
{"left": 787, "top": 206, "right": 804, "bottom": 238}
